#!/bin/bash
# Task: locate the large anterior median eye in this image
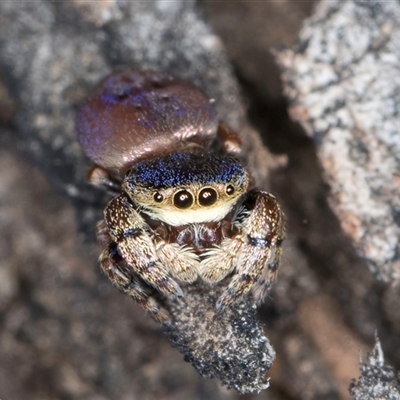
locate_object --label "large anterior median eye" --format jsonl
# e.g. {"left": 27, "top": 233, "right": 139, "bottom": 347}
{"left": 174, "top": 190, "right": 194, "bottom": 209}
{"left": 198, "top": 188, "right": 217, "bottom": 206}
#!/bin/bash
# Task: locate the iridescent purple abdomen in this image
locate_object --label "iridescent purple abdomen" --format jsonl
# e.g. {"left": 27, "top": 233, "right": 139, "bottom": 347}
{"left": 75, "top": 69, "right": 218, "bottom": 177}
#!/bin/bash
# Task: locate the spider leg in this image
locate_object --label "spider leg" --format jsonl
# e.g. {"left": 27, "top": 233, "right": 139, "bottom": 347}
{"left": 216, "top": 190, "right": 284, "bottom": 309}
{"left": 251, "top": 232, "right": 283, "bottom": 302}
{"left": 216, "top": 122, "right": 243, "bottom": 156}
{"left": 103, "top": 194, "right": 183, "bottom": 298}
{"left": 97, "top": 221, "right": 171, "bottom": 322}
{"left": 87, "top": 166, "right": 123, "bottom": 195}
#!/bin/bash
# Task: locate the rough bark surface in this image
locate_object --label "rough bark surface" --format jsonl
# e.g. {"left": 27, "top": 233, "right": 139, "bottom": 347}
{"left": 350, "top": 338, "right": 400, "bottom": 400}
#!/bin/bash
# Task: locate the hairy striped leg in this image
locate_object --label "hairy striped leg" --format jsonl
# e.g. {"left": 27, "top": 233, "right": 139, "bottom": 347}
{"left": 97, "top": 220, "right": 171, "bottom": 322}
{"left": 103, "top": 194, "right": 183, "bottom": 298}
{"left": 216, "top": 190, "right": 285, "bottom": 309}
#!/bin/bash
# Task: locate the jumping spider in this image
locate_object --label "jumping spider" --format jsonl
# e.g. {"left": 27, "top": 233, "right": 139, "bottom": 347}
{"left": 76, "top": 69, "right": 284, "bottom": 322}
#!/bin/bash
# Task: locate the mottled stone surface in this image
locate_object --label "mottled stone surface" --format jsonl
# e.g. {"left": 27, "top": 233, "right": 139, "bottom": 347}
{"left": 276, "top": 0, "right": 400, "bottom": 283}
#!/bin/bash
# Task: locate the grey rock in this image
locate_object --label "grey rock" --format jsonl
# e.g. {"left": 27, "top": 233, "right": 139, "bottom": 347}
{"left": 276, "top": 0, "right": 400, "bottom": 283}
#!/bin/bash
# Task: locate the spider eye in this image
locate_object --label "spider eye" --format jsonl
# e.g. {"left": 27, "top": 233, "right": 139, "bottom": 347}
{"left": 153, "top": 192, "right": 164, "bottom": 203}
{"left": 198, "top": 188, "right": 217, "bottom": 207}
{"left": 226, "top": 185, "right": 235, "bottom": 195}
{"left": 174, "top": 190, "right": 193, "bottom": 209}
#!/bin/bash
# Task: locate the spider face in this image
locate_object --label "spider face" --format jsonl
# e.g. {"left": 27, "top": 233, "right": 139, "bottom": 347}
{"left": 76, "top": 68, "right": 284, "bottom": 322}
{"left": 123, "top": 152, "right": 249, "bottom": 226}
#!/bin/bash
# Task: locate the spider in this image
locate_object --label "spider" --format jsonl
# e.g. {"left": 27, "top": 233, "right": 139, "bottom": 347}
{"left": 76, "top": 69, "right": 284, "bottom": 322}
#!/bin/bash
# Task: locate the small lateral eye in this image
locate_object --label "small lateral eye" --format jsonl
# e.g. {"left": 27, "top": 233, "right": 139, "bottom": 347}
{"left": 174, "top": 190, "right": 193, "bottom": 209}
{"left": 226, "top": 185, "right": 235, "bottom": 195}
{"left": 198, "top": 188, "right": 217, "bottom": 206}
{"left": 153, "top": 192, "right": 164, "bottom": 203}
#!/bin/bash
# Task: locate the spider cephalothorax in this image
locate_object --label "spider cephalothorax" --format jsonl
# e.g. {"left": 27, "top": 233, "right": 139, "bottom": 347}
{"left": 76, "top": 69, "right": 284, "bottom": 322}
{"left": 124, "top": 152, "right": 249, "bottom": 226}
